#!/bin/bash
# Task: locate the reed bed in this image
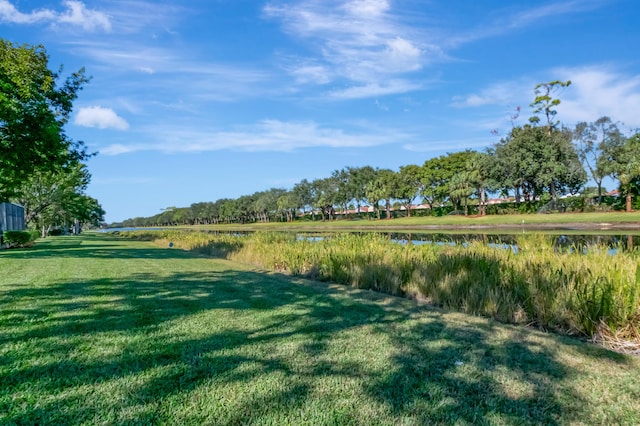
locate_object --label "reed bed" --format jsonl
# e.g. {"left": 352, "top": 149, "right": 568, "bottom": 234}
{"left": 120, "top": 230, "right": 640, "bottom": 349}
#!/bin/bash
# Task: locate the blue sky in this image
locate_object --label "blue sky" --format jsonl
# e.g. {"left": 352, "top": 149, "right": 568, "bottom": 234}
{"left": 2, "top": 0, "right": 639, "bottom": 222}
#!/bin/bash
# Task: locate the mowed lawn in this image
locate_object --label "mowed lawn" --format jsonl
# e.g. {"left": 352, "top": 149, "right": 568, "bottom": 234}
{"left": 1, "top": 235, "right": 639, "bottom": 425}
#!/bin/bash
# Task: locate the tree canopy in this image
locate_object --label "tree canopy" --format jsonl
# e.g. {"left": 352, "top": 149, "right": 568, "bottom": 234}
{"left": 0, "top": 39, "right": 90, "bottom": 200}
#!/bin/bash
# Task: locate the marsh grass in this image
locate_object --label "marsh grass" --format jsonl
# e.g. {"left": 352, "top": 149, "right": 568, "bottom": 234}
{"left": 123, "top": 230, "right": 640, "bottom": 346}
{"left": 3, "top": 234, "right": 640, "bottom": 424}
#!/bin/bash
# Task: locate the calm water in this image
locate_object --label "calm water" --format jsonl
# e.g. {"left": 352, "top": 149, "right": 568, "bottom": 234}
{"left": 297, "top": 231, "right": 640, "bottom": 253}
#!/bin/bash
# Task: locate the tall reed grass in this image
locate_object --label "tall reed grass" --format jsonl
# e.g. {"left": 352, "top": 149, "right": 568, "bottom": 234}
{"left": 120, "top": 230, "right": 640, "bottom": 346}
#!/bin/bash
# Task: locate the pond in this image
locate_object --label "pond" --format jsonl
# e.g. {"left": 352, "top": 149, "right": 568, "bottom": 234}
{"left": 295, "top": 230, "right": 640, "bottom": 254}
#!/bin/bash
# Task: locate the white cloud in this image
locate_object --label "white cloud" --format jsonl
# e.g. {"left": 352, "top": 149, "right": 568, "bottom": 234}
{"left": 137, "top": 66, "right": 155, "bottom": 74}
{"left": 75, "top": 106, "right": 129, "bottom": 130}
{"left": 66, "top": 41, "right": 272, "bottom": 101}
{"left": 342, "top": 0, "right": 390, "bottom": 18}
{"left": 0, "top": 0, "right": 54, "bottom": 23}
{"left": 555, "top": 66, "right": 640, "bottom": 129}
{"left": 99, "top": 119, "right": 410, "bottom": 155}
{"left": 0, "top": 0, "right": 110, "bottom": 31}
{"left": 56, "top": 1, "right": 111, "bottom": 31}
{"left": 404, "top": 137, "right": 495, "bottom": 153}
{"left": 264, "top": 1, "right": 604, "bottom": 99}
{"left": 451, "top": 80, "right": 530, "bottom": 108}
{"left": 450, "top": 65, "right": 640, "bottom": 133}
{"left": 264, "top": 0, "right": 434, "bottom": 97}
{"left": 329, "top": 80, "right": 422, "bottom": 99}
{"left": 100, "top": 144, "right": 135, "bottom": 155}
{"left": 285, "top": 60, "right": 332, "bottom": 85}
{"left": 100, "top": 1, "right": 183, "bottom": 35}
{"left": 447, "top": 0, "right": 608, "bottom": 47}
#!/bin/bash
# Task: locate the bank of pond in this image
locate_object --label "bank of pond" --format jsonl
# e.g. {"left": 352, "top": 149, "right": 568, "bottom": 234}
{"left": 116, "top": 229, "right": 640, "bottom": 353}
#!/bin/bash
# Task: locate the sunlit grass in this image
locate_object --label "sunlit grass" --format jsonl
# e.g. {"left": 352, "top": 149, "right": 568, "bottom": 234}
{"left": 129, "top": 230, "right": 640, "bottom": 344}
{"left": 2, "top": 234, "right": 640, "bottom": 424}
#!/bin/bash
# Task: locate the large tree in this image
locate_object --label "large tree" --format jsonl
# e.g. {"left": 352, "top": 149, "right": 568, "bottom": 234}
{"left": 465, "top": 151, "right": 494, "bottom": 216}
{"left": 347, "top": 166, "right": 376, "bottom": 214}
{"left": 608, "top": 132, "right": 640, "bottom": 211}
{"left": 573, "top": 117, "right": 625, "bottom": 204}
{"left": 293, "top": 179, "right": 313, "bottom": 218}
{"left": 0, "top": 39, "right": 91, "bottom": 200}
{"left": 365, "top": 169, "right": 396, "bottom": 220}
{"left": 528, "top": 79, "right": 575, "bottom": 206}
{"left": 15, "top": 162, "right": 104, "bottom": 235}
{"left": 311, "top": 177, "right": 339, "bottom": 221}
{"left": 396, "top": 164, "right": 423, "bottom": 217}
{"left": 493, "top": 125, "right": 586, "bottom": 205}
{"left": 421, "top": 151, "right": 475, "bottom": 210}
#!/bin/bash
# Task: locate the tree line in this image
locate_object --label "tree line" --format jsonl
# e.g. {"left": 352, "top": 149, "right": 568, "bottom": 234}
{"left": 114, "top": 80, "right": 639, "bottom": 228}
{"left": 1, "top": 39, "right": 105, "bottom": 236}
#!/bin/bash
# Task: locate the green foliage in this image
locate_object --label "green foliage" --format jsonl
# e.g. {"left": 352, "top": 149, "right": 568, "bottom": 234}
{"left": 395, "top": 164, "right": 423, "bottom": 216}
{"left": 529, "top": 79, "right": 571, "bottom": 130}
{"left": 492, "top": 125, "right": 586, "bottom": 205}
{"left": 2, "top": 230, "right": 36, "bottom": 247}
{"left": 573, "top": 117, "right": 625, "bottom": 204}
{"left": 421, "top": 150, "right": 476, "bottom": 210}
{"left": 14, "top": 163, "right": 104, "bottom": 231}
{"left": 0, "top": 39, "right": 91, "bottom": 199}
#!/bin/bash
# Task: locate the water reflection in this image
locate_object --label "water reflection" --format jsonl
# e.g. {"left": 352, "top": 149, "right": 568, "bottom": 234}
{"left": 386, "top": 232, "right": 638, "bottom": 254}
{"left": 297, "top": 231, "right": 640, "bottom": 254}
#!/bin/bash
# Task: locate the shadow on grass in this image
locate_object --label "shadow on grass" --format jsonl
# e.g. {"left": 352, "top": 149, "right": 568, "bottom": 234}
{"left": 0, "top": 233, "right": 196, "bottom": 260}
{"left": 0, "top": 235, "right": 633, "bottom": 424}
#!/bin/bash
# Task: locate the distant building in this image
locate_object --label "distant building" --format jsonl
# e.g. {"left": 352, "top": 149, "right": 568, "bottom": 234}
{"left": 0, "top": 202, "right": 25, "bottom": 233}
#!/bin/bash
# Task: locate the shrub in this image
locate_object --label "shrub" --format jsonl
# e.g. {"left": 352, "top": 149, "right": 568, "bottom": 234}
{"left": 3, "top": 231, "right": 36, "bottom": 247}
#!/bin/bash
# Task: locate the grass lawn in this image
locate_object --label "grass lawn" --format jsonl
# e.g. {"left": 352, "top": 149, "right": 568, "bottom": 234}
{"left": 1, "top": 234, "right": 639, "bottom": 425}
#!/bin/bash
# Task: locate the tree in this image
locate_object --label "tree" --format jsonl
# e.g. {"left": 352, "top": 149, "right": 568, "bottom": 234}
{"left": 219, "top": 199, "right": 237, "bottom": 224}
{"left": 528, "top": 80, "right": 573, "bottom": 206}
{"left": 424, "top": 151, "right": 476, "bottom": 210}
{"left": 609, "top": 132, "right": 640, "bottom": 211}
{"left": 421, "top": 157, "right": 445, "bottom": 209}
{"left": 0, "top": 39, "right": 91, "bottom": 200}
{"left": 465, "top": 151, "right": 494, "bottom": 216}
{"left": 366, "top": 169, "right": 396, "bottom": 220}
{"left": 347, "top": 166, "right": 376, "bottom": 214}
{"left": 573, "top": 117, "right": 625, "bottom": 204}
{"left": 492, "top": 125, "right": 585, "bottom": 206}
{"left": 66, "top": 195, "right": 105, "bottom": 231}
{"left": 396, "top": 164, "right": 423, "bottom": 217}
{"left": 13, "top": 162, "right": 105, "bottom": 236}
{"left": 449, "top": 172, "right": 474, "bottom": 215}
{"left": 331, "top": 168, "right": 352, "bottom": 216}
{"left": 293, "top": 179, "right": 313, "bottom": 218}
{"left": 529, "top": 80, "right": 571, "bottom": 132}
{"left": 310, "top": 177, "right": 338, "bottom": 221}
{"left": 253, "top": 188, "right": 286, "bottom": 222}
{"left": 277, "top": 191, "right": 297, "bottom": 222}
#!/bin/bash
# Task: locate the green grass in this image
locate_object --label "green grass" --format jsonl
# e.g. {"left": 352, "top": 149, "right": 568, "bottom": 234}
{"left": 2, "top": 234, "right": 640, "bottom": 425}
{"left": 128, "top": 230, "right": 640, "bottom": 344}
{"left": 182, "top": 211, "right": 640, "bottom": 232}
